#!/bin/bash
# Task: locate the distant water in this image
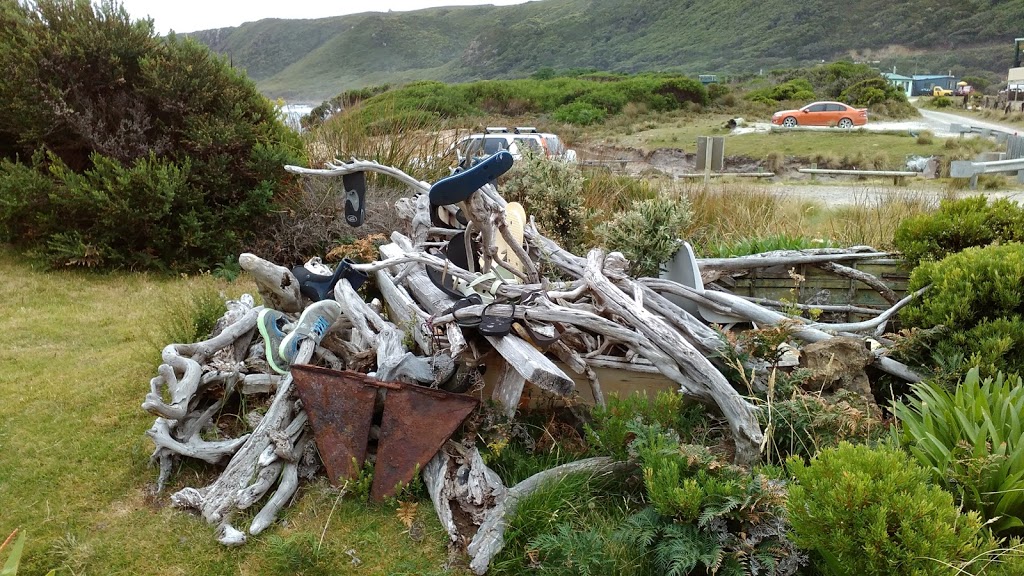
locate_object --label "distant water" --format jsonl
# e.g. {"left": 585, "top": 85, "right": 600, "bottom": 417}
{"left": 280, "top": 104, "right": 314, "bottom": 132}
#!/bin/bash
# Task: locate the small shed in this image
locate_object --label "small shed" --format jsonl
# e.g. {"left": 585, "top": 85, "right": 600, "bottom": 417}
{"left": 882, "top": 72, "right": 914, "bottom": 98}
{"left": 912, "top": 74, "right": 957, "bottom": 96}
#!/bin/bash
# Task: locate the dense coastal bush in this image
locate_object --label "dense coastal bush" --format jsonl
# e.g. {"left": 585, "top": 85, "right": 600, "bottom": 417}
{"left": 787, "top": 443, "right": 1004, "bottom": 576}
{"left": 898, "top": 243, "right": 1024, "bottom": 380}
{"left": 894, "top": 196, "right": 1024, "bottom": 264}
{"left": 0, "top": 0, "right": 302, "bottom": 271}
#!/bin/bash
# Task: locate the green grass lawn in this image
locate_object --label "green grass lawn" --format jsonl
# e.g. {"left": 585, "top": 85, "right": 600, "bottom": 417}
{"left": 601, "top": 113, "right": 952, "bottom": 162}
{"left": 0, "top": 248, "right": 454, "bottom": 575}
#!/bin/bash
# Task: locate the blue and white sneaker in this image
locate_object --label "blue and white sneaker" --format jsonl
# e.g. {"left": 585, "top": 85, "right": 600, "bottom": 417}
{"left": 279, "top": 300, "right": 344, "bottom": 365}
{"left": 257, "top": 308, "right": 291, "bottom": 375}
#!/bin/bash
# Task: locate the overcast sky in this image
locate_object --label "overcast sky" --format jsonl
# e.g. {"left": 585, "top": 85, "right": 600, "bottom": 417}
{"left": 117, "top": 1, "right": 534, "bottom": 35}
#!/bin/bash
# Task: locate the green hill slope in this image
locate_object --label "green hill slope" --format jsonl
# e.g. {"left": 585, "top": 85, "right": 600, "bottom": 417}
{"left": 188, "top": 0, "right": 1024, "bottom": 102}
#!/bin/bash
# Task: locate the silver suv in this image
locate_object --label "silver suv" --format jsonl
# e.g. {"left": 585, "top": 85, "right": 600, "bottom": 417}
{"left": 452, "top": 127, "right": 576, "bottom": 165}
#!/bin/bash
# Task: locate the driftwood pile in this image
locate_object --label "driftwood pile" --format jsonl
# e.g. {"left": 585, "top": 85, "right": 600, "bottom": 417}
{"left": 142, "top": 158, "right": 922, "bottom": 572}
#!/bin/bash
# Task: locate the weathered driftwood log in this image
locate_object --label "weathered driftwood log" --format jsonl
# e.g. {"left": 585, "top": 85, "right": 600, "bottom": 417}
{"left": 812, "top": 260, "right": 899, "bottom": 305}
{"left": 696, "top": 247, "right": 890, "bottom": 272}
{"left": 466, "top": 457, "right": 630, "bottom": 575}
{"left": 582, "top": 250, "right": 764, "bottom": 466}
{"left": 238, "top": 253, "right": 303, "bottom": 313}
{"left": 423, "top": 442, "right": 506, "bottom": 546}
{"left": 698, "top": 289, "right": 922, "bottom": 382}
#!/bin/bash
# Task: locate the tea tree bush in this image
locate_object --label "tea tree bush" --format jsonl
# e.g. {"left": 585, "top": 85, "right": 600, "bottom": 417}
{"left": 0, "top": 0, "right": 302, "bottom": 271}
{"left": 893, "top": 367, "right": 1024, "bottom": 535}
{"left": 594, "top": 195, "right": 691, "bottom": 277}
{"left": 893, "top": 196, "right": 1024, "bottom": 264}
{"left": 787, "top": 442, "right": 998, "bottom": 576}
{"left": 501, "top": 150, "right": 588, "bottom": 254}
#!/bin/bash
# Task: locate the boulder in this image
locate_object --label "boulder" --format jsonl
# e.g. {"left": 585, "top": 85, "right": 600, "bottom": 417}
{"left": 799, "top": 336, "right": 874, "bottom": 398}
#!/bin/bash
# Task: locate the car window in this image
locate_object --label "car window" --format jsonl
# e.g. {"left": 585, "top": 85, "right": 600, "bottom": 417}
{"left": 482, "top": 137, "right": 510, "bottom": 155}
{"left": 805, "top": 103, "right": 828, "bottom": 113}
{"left": 825, "top": 103, "right": 847, "bottom": 112}
{"left": 513, "top": 137, "right": 542, "bottom": 153}
{"left": 543, "top": 135, "right": 564, "bottom": 155}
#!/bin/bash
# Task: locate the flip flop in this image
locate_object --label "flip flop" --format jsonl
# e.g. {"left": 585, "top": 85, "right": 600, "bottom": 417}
{"left": 496, "top": 201, "right": 527, "bottom": 274}
{"left": 343, "top": 171, "right": 367, "bottom": 227}
{"left": 428, "top": 151, "right": 514, "bottom": 206}
{"left": 291, "top": 258, "right": 369, "bottom": 302}
{"left": 443, "top": 293, "right": 483, "bottom": 328}
{"left": 512, "top": 312, "right": 560, "bottom": 350}
{"left": 479, "top": 303, "right": 516, "bottom": 337}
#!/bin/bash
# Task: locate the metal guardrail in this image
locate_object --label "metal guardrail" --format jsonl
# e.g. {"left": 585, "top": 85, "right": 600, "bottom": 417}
{"left": 797, "top": 168, "right": 920, "bottom": 185}
{"left": 950, "top": 123, "right": 1017, "bottom": 143}
{"left": 950, "top": 157, "right": 1024, "bottom": 188}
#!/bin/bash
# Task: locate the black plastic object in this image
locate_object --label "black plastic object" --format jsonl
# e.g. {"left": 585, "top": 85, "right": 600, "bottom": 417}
{"left": 479, "top": 303, "right": 515, "bottom": 337}
{"left": 291, "top": 258, "right": 369, "bottom": 302}
{"left": 343, "top": 171, "right": 367, "bottom": 227}
{"left": 425, "top": 232, "right": 479, "bottom": 299}
{"left": 428, "top": 151, "right": 513, "bottom": 205}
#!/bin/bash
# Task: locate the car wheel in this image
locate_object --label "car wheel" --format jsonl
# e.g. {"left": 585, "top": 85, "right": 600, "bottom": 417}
{"left": 838, "top": 118, "right": 854, "bottom": 129}
{"left": 782, "top": 116, "right": 797, "bottom": 128}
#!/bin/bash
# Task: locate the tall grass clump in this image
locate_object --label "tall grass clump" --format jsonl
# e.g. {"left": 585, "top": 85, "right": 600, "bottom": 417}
{"left": 893, "top": 367, "right": 1024, "bottom": 535}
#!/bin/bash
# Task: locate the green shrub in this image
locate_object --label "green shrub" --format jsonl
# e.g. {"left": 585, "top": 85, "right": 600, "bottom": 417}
{"left": 553, "top": 101, "right": 607, "bottom": 126}
{"left": 787, "top": 442, "right": 997, "bottom": 576}
{"left": 893, "top": 367, "right": 1024, "bottom": 535}
{"left": 501, "top": 150, "right": 588, "bottom": 254}
{"left": 631, "top": 424, "right": 805, "bottom": 575}
{"left": 898, "top": 243, "right": 1024, "bottom": 380}
{"left": 0, "top": 1, "right": 302, "bottom": 271}
{"left": 594, "top": 195, "right": 691, "bottom": 278}
{"left": 893, "top": 196, "right": 1024, "bottom": 264}
{"left": 746, "top": 79, "right": 816, "bottom": 104}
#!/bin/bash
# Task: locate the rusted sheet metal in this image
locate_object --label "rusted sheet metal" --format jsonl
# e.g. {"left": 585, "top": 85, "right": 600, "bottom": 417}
{"left": 291, "top": 365, "right": 377, "bottom": 486}
{"left": 372, "top": 383, "right": 478, "bottom": 500}
{"left": 291, "top": 365, "right": 478, "bottom": 500}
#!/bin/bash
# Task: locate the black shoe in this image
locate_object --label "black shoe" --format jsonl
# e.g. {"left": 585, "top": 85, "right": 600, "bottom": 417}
{"left": 428, "top": 151, "right": 513, "bottom": 205}
{"left": 292, "top": 258, "right": 369, "bottom": 302}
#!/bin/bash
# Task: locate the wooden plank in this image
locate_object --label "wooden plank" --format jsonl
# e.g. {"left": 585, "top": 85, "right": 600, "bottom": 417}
{"left": 491, "top": 361, "right": 527, "bottom": 418}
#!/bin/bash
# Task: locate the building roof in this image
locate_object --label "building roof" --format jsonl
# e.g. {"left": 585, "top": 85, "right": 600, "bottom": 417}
{"left": 912, "top": 74, "right": 955, "bottom": 80}
{"left": 883, "top": 72, "right": 913, "bottom": 81}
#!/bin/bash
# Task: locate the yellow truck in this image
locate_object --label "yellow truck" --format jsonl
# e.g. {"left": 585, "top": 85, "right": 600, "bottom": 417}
{"left": 931, "top": 86, "right": 953, "bottom": 97}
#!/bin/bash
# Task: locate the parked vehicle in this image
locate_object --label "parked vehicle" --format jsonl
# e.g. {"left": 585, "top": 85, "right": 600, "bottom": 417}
{"left": 770, "top": 101, "right": 868, "bottom": 128}
{"left": 451, "top": 127, "right": 576, "bottom": 166}
{"left": 932, "top": 86, "right": 954, "bottom": 97}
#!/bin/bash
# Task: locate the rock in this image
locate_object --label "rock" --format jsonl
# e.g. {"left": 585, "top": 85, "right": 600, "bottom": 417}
{"left": 798, "top": 336, "right": 874, "bottom": 398}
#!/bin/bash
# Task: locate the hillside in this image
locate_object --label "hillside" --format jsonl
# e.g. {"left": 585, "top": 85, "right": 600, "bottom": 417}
{"left": 188, "top": 0, "right": 1024, "bottom": 102}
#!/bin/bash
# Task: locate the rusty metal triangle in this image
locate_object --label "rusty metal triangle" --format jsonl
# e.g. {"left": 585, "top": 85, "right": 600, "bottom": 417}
{"left": 291, "top": 365, "right": 378, "bottom": 486}
{"left": 371, "top": 383, "right": 479, "bottom": 500}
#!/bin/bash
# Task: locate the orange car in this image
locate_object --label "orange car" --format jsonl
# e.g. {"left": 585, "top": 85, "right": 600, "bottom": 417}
{"left": 770, "top": 101, "right": 868, "bottom": 128}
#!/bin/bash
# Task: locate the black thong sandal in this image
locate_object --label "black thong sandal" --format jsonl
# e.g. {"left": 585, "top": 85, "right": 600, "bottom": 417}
{"left": 478, "top": 303, "right": 516, "bottom": 337}
{"left": 513, "top": 312, "right": 560, "bottom": 350}
{"left": 444, "top": 294, "right": 483, "bottom": 328}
